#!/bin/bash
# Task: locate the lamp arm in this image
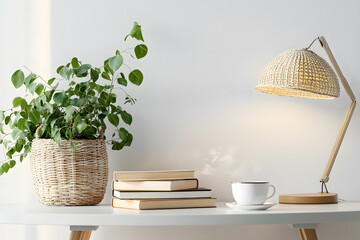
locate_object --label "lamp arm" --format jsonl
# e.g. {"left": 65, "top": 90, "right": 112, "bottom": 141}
{"left": 318, "top": 36, "right": 357, "bottom": 183}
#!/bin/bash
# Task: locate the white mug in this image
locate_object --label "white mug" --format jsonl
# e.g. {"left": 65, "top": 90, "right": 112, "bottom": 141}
{"left": 231, "top": 181, "right": 275, "bottom": 205}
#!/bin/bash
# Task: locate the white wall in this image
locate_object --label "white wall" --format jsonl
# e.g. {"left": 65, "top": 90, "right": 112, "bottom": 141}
{"left": 1, "top": 0, "right": 360, "bottom": 239}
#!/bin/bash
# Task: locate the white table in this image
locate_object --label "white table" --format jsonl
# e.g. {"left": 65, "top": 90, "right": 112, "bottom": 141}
{"left": 1, "top": 201, "right": 360, "bottom": 240}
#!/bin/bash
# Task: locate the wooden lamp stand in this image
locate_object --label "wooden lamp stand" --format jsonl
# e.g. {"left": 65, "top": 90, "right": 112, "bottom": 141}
{"left": 278, "top": 36, "right": 356, "bottom": 204}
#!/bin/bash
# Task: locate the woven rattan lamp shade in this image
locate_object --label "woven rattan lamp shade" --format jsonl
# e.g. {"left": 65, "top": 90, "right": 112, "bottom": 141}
{"left": 256, "top": 49, "right": 340, "bottom": 99}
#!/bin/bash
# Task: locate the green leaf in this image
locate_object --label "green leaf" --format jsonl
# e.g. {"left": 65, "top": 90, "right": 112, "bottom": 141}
{"left": 24, "top": 73, "right": 37, "bottom": 87}
{"left": 118, "top": 127, "right": 128, "bottom": 140}
{"left": 54, "top": 130, "right": 61, "bottom": 146}
{"left": 11, "top": 70, "right": 25, "bottom": 88}
{"left": 76, "top": 121, "right": 87, "bottom": 133}
{"left": 48, "top": 77, "right": 56, "bottom": 85}
{"left": 109, "top": 93, "right": 117, "bottom": 103}
{"left": 35, "top": 84, "right": 44, "bottom": 95}
{"left": 28, "top": 109, "right": 41, "bottom": 125}
{"left": 20, "top": 99, "right": 27, "bottom": 110}
{"left": 134, "top": 44, "right": 148, "bottom": 59}
{"left": 53, "top": 92, "right": 68, "bottom": 104}
{"left": 59, "top": 67, "right": 72, "bottom": 80}
{"left": 90, "top": 69, "right": 99, "bottom": 81}
{"left": 128, "top": 69, "right": 143, "bottom": 86}
{"left": 112, "top": 140, "right": 125, "bottom": 150}
{"left": 28, "top": 82, "right": 37, "bottom": 94}
{"left": 9, "top": 160, "right": 16, "bottom": 168}
{"left": 121, "top": 111, "right": 132, "bottom": 125}
{"left": 15, "top": 139, "right": 24, "bottom": 152}
{"left": 6, "top": 148, "right": 15, "bottom": 159}
{"left": 1, "top": 163, "right": 10, "bottom": 173}
{"left": 117, "top": 77, "right": 127, "bottom": 86}
{"left": 125, "top": 133, "right": 133, "bottom": 146}
{"left": 101, "top": 72, "right": 111, "bottom": 80}
{"left": 70, "top": 98, "right": 83, "bottom": 107}
{"left": 12, "top": 97, "right": 23, "bottom": 107}
{"left": 4, "top": 116, "right": 10, "bottom": 125}
{"left": 17, "top": 118, "right": 26, "bottom": 130}
{"left": 71, "top": 57, "right": 80, "bottom": 68}
{"left": 57, "top": 65, "right": 64, "bottom": 74}
{"left": 65, "top": 106, "right": 75, "bottom": 123}
{"left": 74, "top": 64, "right": 91, "bottom": 77}
{"left": 108, "top": 55, "right": 123, "bottom": 72}
{"left": 11, "top": 128, "right": 21, "bottom": 140}
{"left": 129, "top": 21, "right": 144, "bottom": 41}
{"left": 108, "top": 114, "right": 119, "bottom": 127}
{"left": 70, "top": 142, "right": 77, "bottom": 153}
{"left": 103, "top": 59, "right": 114, "bottom": 75}
{"left": 0, "top": 111, "right": 4, "bottom": 122}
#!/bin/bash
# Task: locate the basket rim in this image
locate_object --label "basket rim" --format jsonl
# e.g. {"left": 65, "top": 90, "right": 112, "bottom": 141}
{"left": 33, "top": 137, "right": 105, "bottom": 142}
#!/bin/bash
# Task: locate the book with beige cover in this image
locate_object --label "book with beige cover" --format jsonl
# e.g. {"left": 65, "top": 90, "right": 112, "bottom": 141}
{"left": 112, "top": 198, "right": 216, "bottom": 210}
{"left": 113, "top": 187, "right": 212, "bottom": 199}
{"left": 112, "top": 178, "right": 198, "bottom": 191}
{"left": 113, "top": 170, "right": 195, "bottom": 181}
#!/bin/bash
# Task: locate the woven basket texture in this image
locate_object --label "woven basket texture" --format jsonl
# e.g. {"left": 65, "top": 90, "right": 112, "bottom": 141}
{"left": 256, "top": 49, "right": 340, "bottom": 99}
{"left": 30, "top": 137, "right": 108, "bottom": 206}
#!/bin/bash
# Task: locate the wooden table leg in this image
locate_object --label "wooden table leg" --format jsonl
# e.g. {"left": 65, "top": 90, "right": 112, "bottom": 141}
{"left": 80, "top": 231, "right": 92, "bottom": 240}
{"left": 69, "top": 231, "right": 82, "bottom": 240}
{"left": 298, "top": 229, "right": 318, "bottom": 240}
{"left": 70, "top": 231, "right": 92, "bottom": 240}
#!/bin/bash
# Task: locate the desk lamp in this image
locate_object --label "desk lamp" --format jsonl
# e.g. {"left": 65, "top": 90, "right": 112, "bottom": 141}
{"left": 256, "top": 36, "right": 356, "bottom": 204}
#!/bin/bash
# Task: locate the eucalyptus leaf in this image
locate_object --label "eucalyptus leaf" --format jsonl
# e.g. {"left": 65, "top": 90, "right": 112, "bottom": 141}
{"left": 1, "top": 163, "right": 10, "bottom": 173}
{"left": 59, "top": 67, "right": 72, "bottom": 80}
{"left": 28, "top": 109, "right": 41, "bottom": 125}
{"left": 54, "top": 130, "right": 61, "bottom": 145}
{"left": 71, "top": 57, "right": 80, "bottom": 68}
{"left": 17, "top": 118, "right": 26, "bottom": 130}
{"left": 128, "top": 69, "right": 143, "bottom": 86}
{"left": 117, "top": 77, "right": 127, "bottom": 86}
{"left": 108, "top": 114, "right": 119, "bottom": 127}
{"left": 35, "top": 84, "right": 44, "bottom": 95}
{"left": 134, "top": 44, "right": 148, "bottom": 59}
{"left": 125, "top": 133, "right": 133, "bottom": 146}
{"left": 74, "top": 64, "right": 91, "bottom": 77}
{"left": 53, "top": 92, "right": 68, "bottom": 104}
{"left": 65, "top": 106, "right": 75, "bottom": 123}
{"left": 90, "top": 68, "right": 99, "bottom": 81}
{"left": 121, "top": 111, "right": 132, "bottom": 125}
{"left": 118, "top": 127, "right": 128, "bottom": 140}
{"left": 76, "top": 121, "right": 87, "bottom": 133}
{"left": 108, "top": 55, "right": 123, "bottom": 72}
{"left": 24, "top": 74, "right": 37, "bottom": 87}
{"left": 0, "top": 111, "right": 4, "bottom": 122}
{"left": 48, "top": 77, "right": 56, "bottom": 85}
{"left": 101, "top": 72, "right": 111, "bottom": 80}
{"left": 13, "top": 97, "right": 23, "bottom": 107}
{"left": 70, "top": 142, "right": 77, "bottom": 153}
{"left": 11, "top": 70, "right": 25, "bottom": 88}
{"left": 28, "top": 82, "right": 37, "bottom": 94}
{"left": 9, "top": 160, "right": 16, "bottom": 168}
{"left": 129, "top": 22, "right": 144, "bottom": 41}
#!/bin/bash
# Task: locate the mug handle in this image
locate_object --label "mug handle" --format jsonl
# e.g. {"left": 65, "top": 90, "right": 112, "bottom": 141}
{"left": 266, "top": 185, "right": 276, "bottom": 199}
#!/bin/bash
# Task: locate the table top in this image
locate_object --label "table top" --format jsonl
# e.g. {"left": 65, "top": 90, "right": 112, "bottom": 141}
{"left": 1, "top": 201, "right": 360, "bottom": 226}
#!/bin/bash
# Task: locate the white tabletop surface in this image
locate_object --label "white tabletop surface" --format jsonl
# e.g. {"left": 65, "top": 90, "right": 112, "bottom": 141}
{"left": 1, "top": 201, "right": 360, "bottom": 226}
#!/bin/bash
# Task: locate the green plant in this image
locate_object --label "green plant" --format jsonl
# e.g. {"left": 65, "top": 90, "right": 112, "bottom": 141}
{"left": 0, "top": 22, "right": 148, "bottom": 176}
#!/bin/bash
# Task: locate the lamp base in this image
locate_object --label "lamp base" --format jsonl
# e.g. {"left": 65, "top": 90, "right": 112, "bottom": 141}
{"left": 279, "top": 193, "right": 338, "bottom": 204}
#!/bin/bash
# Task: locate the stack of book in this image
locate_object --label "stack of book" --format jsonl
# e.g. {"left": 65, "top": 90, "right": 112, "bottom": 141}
{"left": 111, "top": 170, "right": 216, "bottom": 210}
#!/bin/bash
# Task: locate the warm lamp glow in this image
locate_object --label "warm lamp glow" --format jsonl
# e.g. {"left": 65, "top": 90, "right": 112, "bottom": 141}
{"left": 256, "top": 49, "right": 340, "bottom": 99}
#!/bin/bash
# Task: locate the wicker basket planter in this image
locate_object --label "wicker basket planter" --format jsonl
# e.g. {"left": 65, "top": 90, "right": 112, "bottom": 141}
{"left": 30, "top": 134, "right": 108, "bottom": 206}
